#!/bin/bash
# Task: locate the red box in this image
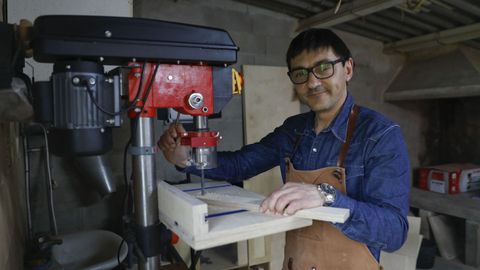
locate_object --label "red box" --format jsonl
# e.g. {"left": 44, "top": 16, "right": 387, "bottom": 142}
{"left": 417, "top": 168, "right": 431, "bottom": 190}
{"left": 419, "top": 164, "right": 480, "bottom": 194}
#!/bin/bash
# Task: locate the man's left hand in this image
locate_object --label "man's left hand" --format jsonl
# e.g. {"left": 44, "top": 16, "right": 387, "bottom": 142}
{"left": 259, "top": 182, "right": 325, "bottom": 216}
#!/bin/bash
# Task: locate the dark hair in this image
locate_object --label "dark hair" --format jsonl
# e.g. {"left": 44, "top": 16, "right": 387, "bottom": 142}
{"left": 286, "top": 28, "right": 352, "bottom": 69}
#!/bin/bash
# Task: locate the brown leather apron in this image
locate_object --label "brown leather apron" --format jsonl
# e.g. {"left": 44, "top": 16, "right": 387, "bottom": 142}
{"left": 283, "top": 105, "right": 381, "bottom": 270}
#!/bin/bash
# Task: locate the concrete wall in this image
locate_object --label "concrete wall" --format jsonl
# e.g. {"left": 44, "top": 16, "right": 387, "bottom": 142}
{"left": 425, "top": 97, "right": 480, "bottom": 165}
{"left": 338, "top": 31, "right": 425, "bottom": 169}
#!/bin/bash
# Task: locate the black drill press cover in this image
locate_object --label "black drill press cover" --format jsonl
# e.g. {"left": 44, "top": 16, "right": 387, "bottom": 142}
{"left": 32, "top": 15, "right": 238, "bottom": 65}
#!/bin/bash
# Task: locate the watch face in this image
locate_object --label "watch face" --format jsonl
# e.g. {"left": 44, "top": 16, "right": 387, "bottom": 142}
{"left": 321, "top": 183, "right": 334, "bottom": 194}
{"left": 320, "top": 183, "right": 336, "bottom": 205}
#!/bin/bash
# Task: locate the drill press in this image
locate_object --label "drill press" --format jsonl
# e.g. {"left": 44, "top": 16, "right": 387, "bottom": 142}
{"left": 16, "top": 15, "right": 238, "bottom": 270}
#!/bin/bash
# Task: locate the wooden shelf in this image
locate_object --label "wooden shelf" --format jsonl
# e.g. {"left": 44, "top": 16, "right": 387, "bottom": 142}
{"left": 410, "top": 187, "right": 480, "bottom": 268}
{"left": 384, "top": 85, "right": 480, "bottom": 101}
{"left": 409, "top": 187, "right": 480, "bottom": 222}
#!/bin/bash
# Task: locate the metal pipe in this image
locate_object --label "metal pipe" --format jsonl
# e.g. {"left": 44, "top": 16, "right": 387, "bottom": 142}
{"left": 131, "top": 117, "right": 160, "bottom": 270}
{"left": 40, "top": 124, "right": 58, "bottom": 235}
{"left": 194, "top": 115, "right": 208, "bottom": 131}
{"left": 22, "top": 130, "right": 33, "bottom": 242}
{"left": 73, "top": 155, "right": 116, "bottom": 198}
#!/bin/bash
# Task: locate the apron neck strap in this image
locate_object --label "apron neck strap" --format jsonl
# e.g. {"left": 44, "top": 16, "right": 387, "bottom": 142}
{"left": 337, "top": 104, "right": 359, "bottom": 168}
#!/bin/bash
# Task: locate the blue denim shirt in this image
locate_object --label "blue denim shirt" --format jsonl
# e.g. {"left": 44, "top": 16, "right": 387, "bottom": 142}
{"left": 181, "top": 93, "right": 410, "bottom": 260}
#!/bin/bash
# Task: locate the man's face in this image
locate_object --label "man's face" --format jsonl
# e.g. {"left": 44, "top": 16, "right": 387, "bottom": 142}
{"left": 289, "top": 47, "right": 353, "bottom": 113}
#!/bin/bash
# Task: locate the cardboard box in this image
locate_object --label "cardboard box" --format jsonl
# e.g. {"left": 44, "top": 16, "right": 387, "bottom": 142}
{"left": 420, "top": 163, "right": 480, "bottom": 194}
{"left": 416, "top": 168, "right": 431, "bottom": 190}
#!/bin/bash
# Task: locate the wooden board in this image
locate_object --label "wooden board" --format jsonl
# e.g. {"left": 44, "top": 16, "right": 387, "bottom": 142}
{"left": 196, "top": 192, "right": 349, "bottom": 223}
{"left": 158, "top": 181, "right": 312, "bottom": 250}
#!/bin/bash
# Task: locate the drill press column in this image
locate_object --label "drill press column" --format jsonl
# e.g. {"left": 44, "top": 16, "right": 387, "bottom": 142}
{"left": 132, "top": 116, "right": 161, "bottom": 270}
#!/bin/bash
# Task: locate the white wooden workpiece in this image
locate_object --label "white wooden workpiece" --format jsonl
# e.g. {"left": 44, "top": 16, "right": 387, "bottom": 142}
{"left": 197, "top": 193, "right": 349, "bottom": 223}
{"left": 158, "top": 181, "right": 349, "bottom": 250}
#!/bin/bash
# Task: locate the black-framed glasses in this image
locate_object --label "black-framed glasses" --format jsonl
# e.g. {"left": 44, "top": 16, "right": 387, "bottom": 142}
{"left": 288, "top": 58, "right": 345, "bottom": 84}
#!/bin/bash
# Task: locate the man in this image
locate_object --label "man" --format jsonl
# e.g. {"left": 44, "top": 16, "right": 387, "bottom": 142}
{"left": 158, "top": 29, "right": 410, "bottom": 270}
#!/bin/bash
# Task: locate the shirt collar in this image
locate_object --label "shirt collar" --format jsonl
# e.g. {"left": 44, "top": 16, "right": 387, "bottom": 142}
{"left": 306, "top": 93, "right": 355, "bottom": 142}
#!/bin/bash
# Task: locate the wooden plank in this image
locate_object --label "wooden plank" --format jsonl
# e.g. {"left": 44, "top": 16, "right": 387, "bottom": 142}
{"left": 158, "top": 181, "right": 209, "bottom": 242}
{"left": 158, "top": 181, "right": 313, "bottom": 250}
{"left": 197, "top": 193, "right": 350, "bottom": 223}
{"left": 384, "top": 85, "right": 480, "bottom": 101}
{"left": 248, "top": 236, "right": 271, "bottom": 266}
{"left": 465, "top": 220, "right": 480, "bottom": 267}
{"left": 297, "top": 0, "right": 404, "bottom": 31}
{"left": 428, "top": 215, "right": 462, "bottom": 260}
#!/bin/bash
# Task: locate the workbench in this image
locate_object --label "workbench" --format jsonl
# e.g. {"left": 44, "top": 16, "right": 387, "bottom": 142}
{"left": 409, "top": 187, "right": 480, "bottom": 268}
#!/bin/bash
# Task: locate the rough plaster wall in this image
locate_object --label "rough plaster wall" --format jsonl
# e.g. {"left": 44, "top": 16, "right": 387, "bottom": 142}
{"left": 338, "top": 31, "right": 424, "bottom": 170}
{"left": 0, "top": 123, "right": 26, "bottom": 270}
{"left": 426, "top": 97, "right": 480, "bottom": 165}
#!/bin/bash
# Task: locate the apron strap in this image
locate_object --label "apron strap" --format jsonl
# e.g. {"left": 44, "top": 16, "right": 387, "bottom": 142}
{"left": 336, "top": 104, "right": 359, "bottom": 168}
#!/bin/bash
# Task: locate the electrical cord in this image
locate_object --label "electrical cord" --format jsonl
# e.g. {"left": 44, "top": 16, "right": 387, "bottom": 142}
{"left": 83, "top": 81, "right": 122, "bottom": 116}
{"left": 83, "top": 62, "right": 147, "bottom": 117}
{"left": 126, "top": 62, "right": 146, "bottom": 110}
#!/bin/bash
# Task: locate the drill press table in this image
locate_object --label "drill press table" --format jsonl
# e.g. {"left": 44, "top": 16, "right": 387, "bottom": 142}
{"left": 158, "top": 180, "right": 349, "bottom": 250}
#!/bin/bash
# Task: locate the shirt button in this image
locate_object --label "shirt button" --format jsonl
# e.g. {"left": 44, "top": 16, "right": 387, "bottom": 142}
{"left": 312, "top": 148, "right": 317, "bottom": 152}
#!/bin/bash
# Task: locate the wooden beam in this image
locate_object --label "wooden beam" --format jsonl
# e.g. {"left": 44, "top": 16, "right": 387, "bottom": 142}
{"left": 384, "top": 85, "right": 480, "bottom": 101}
{"left": 234, "top": 0, "right": 313, "bottom": 19}
{"left": 384, "top": 23, "right": 480, "bottom": 53}
{"left": 297, "top": 0, "right": 404, "bottom": 31}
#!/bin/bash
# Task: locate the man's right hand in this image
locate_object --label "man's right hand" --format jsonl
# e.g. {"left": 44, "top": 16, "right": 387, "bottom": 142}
{"left": 157, "top": 123, "right": 190, "bottom": 168}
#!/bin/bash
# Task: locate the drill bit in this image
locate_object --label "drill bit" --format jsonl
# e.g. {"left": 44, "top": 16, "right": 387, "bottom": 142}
{"left": 174, "top": 111, "right": 180, "bottom": 128}
{"left": 200, "top": 166, "right": 205, "bottom": 195}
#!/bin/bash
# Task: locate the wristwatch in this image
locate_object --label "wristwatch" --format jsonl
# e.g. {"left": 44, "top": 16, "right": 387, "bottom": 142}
{"left": 317, "top": 183, "right": 337, "bottom": 206}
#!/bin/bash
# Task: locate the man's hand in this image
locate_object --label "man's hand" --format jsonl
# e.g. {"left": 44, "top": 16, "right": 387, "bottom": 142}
{"left": 157, "top": 123, "right": 190, "bottom": 168}
{"left": 259, "top": 182, "right": 325, "bottom": 216}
